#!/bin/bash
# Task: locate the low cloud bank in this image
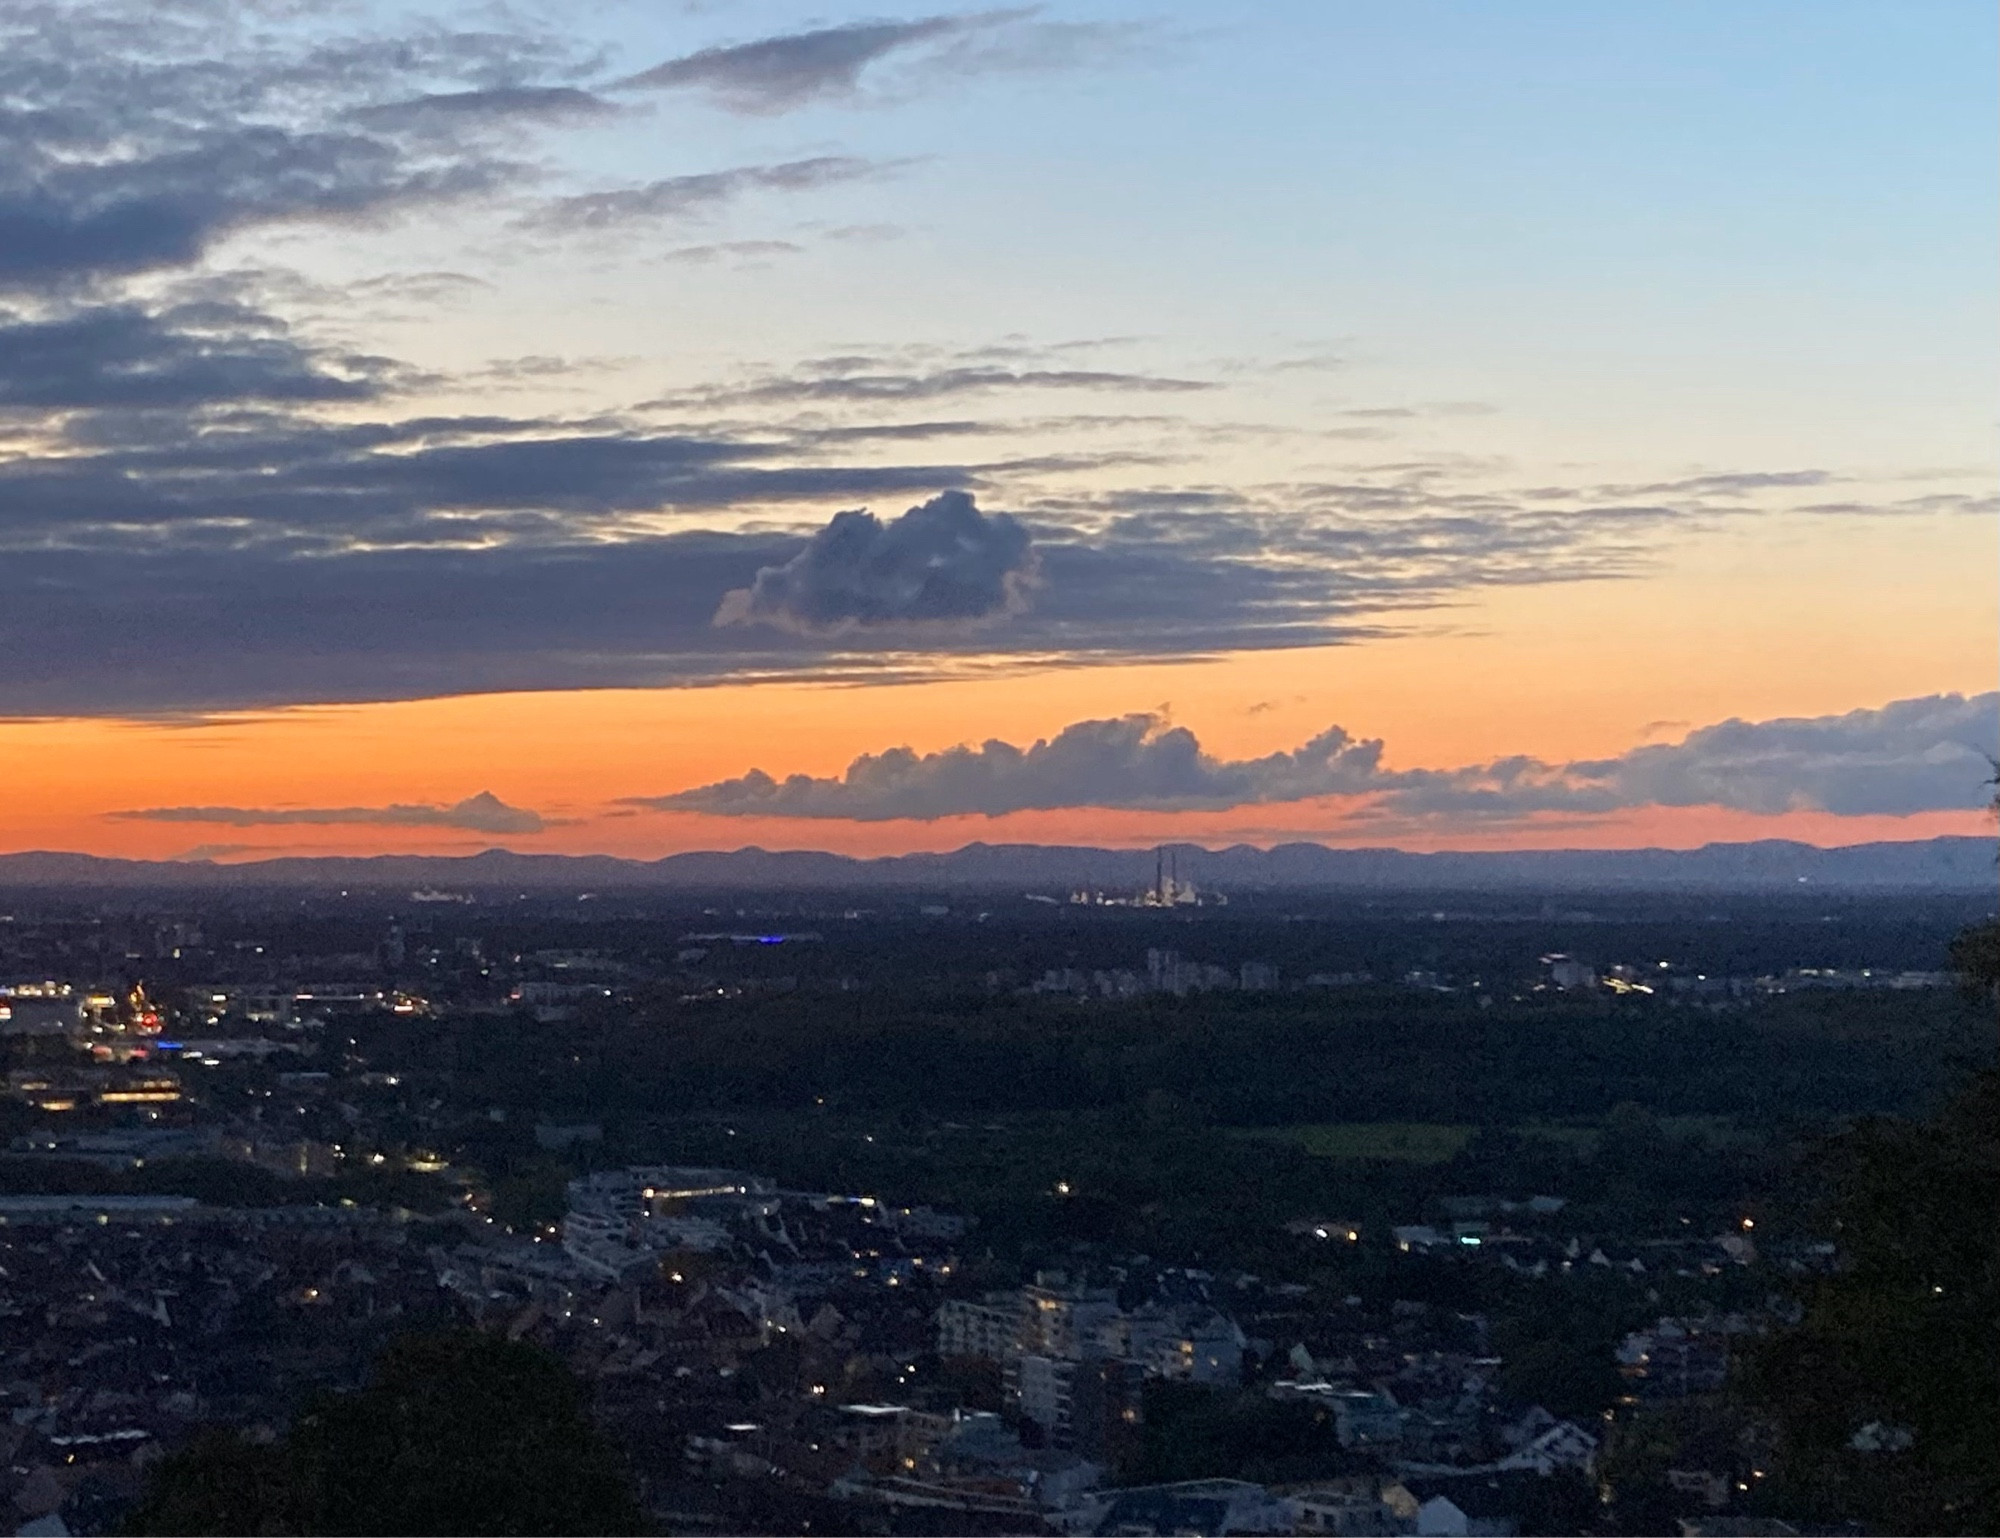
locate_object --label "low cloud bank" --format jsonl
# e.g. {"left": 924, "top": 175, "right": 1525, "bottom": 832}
{"left": 636, "top": 692, "right": 1999, "bottom": 823}
{"left": 114, "top": 791, "right": 544, "bottom": 835}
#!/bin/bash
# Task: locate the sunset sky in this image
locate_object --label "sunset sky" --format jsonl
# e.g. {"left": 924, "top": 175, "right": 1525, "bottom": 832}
{"left": 3, "top": 0, "right": 1994, "bottom": 861}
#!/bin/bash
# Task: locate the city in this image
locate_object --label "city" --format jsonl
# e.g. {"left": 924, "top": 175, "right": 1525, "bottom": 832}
{"left": 0, "top": 871, "right": 1985, "bottom": 1533}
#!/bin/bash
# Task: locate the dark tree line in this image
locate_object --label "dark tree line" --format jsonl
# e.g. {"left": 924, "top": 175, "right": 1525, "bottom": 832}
{"left": 1738, "top": 917, "right": 2000, "bottom": 1535}
{"left": 124, "top": 1332, "right": 643, "bottom": 1536}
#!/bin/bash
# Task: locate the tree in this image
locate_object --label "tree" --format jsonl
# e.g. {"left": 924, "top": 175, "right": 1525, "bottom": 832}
{"left": 125, "top": 1330, "right": 644, "bottom": 1536}
{"left": 1739, "top": 1068, "right": 2000, "bottom": 1534}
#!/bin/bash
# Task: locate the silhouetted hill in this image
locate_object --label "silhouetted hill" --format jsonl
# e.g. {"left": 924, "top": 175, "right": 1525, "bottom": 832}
{"left": 0, "top": 837, "right": 1990, "bottom": 893}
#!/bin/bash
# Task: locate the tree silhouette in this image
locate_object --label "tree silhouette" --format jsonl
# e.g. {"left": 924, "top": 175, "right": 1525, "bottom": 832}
{"left": 1737, "top": 912, "right": 2000, "bottom": 1535}
{"left": 125, "top": 1331, "right": 644, "bottom": 1536}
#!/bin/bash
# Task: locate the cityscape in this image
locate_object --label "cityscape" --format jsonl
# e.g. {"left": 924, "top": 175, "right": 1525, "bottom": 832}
{"left": 0, "top": 872, "right": 1986, "bottom": 1533}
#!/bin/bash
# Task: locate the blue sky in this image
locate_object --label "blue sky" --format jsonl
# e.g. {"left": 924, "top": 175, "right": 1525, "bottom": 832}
{"left": 261, "top": 0, "right": 1992, "bottom": 473}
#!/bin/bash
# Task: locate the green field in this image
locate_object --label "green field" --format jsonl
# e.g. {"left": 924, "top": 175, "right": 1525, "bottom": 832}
{"left": 1242, "top": 1115, "right": 1753, "bottom": 1166}
{"left": 1238, "top": 1122, "right": 1477, "bottom": 1163}
{"left": 1515, "top": 1116, "right": 1752, "bottom": 1156}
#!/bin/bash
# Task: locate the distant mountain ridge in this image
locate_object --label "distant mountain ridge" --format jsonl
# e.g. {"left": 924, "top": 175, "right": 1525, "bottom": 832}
{"left": 0, "top": 837, "right": 1992, "bottom": 892}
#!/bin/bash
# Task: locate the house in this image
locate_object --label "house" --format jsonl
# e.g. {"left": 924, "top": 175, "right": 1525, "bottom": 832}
{"left": 1331, "top": 1390, "right": 1406, "bottom": 1452}
{"left": 1414, "top": 1492, "right": 1512, "bottom": 1537}
{"left": 1494, "top": 1419, "right": 1598, "bottom": 1476}
{"left": 1077, "top": 1478, "right": 1294, "bottom": 1536}
{"left": 1402, "top": 1476, "right": 1541, "bottom": 1537}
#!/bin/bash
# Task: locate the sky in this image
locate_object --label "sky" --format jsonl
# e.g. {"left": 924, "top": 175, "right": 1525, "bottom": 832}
{"left": 1, "top": 0, "right": 1994, "bottom": 862}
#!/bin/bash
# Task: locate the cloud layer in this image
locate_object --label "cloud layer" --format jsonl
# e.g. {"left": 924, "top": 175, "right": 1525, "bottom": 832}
{"left": 0, "top": 3, "right": 1980, "bottom": 724}
{"left": 114, "top": 791, "right": 544, "bottom": 835}
{"left": 3, "top": 431, "right": 1969, "bottom": 714}
{"left": 0, "top": 8, "right": 586, "bottom": 292}
{"left": 639, "top": 693, "right": 1999, "bottom": 823}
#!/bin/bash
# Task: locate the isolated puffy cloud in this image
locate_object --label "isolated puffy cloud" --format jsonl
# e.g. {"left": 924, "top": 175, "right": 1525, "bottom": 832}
{"left": 714, "top": 490, "right": 1037, "bottom": 634}
{"left": 637, "top": 693, "right": 1999, "bottom": 822}
{"left": 112, "top": 791, "right": 544, "bottom": 835}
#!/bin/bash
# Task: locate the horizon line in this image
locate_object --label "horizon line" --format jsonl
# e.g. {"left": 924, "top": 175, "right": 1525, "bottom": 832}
{"left": 1, "top": 830, "right": 1992, "bottom": 868}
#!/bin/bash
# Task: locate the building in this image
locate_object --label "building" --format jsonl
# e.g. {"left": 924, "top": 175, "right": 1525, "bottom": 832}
{"left": 1013, "top": 1354, "right": 1143, "bottom": 1459}
{"left": 938, "top": 1294, "right": 1023, "bottom": 1359}
{"left": 1494, "top": 1419, "right": 1598, "bottom": 1476}
{"left": 1069, "top": 1479, "right": 1293, "bottom": 1536}
{"left": 1021, "top": 1276, "right": 1123, "bottom": 1359}
{"left": 1288, "top": 1482, "right": 1408, "bottom": 1536}
{"left": 1120, "top": 1303, "right": 1245, "bottom": 1384}
{"left": 561, "top": 1166, "right": 776, "bottom": 1279}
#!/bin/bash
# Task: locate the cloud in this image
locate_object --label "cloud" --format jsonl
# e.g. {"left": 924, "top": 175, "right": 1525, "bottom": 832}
{"left": 617, "top": 9, "right": 1148, "bottom": 114}
{"left": 112, "top": 791, "right": 546, "bottom": 834}
{"left": 171, "top": 844, "right": 267, "bottom": 863}
{"left": 350, "top": 86, "right": 617, "bottom": 135}
{"left": 715, "top": 489, "right": 1036, "bottom": 634}
{"left": 0, "top": 127, "right": 491, "bottom": 291}
{"left": 0, "top": 9, "right": 589, "bottom": 291}
{"left": 618, "top": 15, "right": 1000, "bottom": 113}
{"left": 640, "top": 714, "right": 1388, "bottom": 819}
{"left": 521, "top": 157, "right": 882, "bottom": 232}
{"left": 633, "top": 693, "right": 2000, "bottom": 823}
{"left": 659, "top": 240, "right": 803, "bottom": 265}
{"left": 0, "top": 298, "right": 391, "bottom": 409}
{"left": 661, "top": 364, "right": 1215, "bottom": 408}
{"left": 0, "top": 420, "right": 1890, "bottom": 715}
{"left": 0, "top": 146, "right": 485, "bottom": 293}
{"left": 1489, "top": 692, "right": 1998, "bottom": 820}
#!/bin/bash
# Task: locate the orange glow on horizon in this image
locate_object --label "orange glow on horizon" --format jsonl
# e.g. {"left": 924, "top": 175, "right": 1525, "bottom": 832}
{"left": 1, "top": 520, "right": 1989, "bottom": 864}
